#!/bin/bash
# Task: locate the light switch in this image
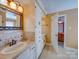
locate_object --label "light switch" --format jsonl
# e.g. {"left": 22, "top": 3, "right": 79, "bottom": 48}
{"left": 69, "top": 26, "right": 72, "bottom": 30}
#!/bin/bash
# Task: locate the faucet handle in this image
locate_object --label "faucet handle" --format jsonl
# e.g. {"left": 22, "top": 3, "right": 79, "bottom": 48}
{"left": 0, "top": 39, "right": 2, "bottom": 41}
{"left": 12, "top": 40, "right": 17, "bottom": 45}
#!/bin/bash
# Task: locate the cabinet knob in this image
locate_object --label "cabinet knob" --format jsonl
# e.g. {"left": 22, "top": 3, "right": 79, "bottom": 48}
{"left": 32, "top": 47, "right": 35, "bottom": 49}
{"left": 0, "top": 39, "right": 2, "bottom": 41}
{"left": 55, "top": 34, "right": 58, "bottom": 37}
{"left": 39, "top": 40, "right": 41, "bottom": 42}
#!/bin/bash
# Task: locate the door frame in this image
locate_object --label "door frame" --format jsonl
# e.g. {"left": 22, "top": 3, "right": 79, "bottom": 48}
{"left": 57, "top": 14, "right": 67, "bottom": 48}
{"left": 51, "top": 14, "right": 67, "bottom": 49}
{"left": 51, "top": 13, "right": 59, "bottom": 53}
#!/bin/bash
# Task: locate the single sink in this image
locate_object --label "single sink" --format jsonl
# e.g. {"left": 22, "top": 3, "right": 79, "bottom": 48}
{"left": 0, "top": 42, "right": 26, "bottom": 55}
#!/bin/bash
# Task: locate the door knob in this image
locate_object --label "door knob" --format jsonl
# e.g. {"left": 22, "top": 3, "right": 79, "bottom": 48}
{"left": 55, "top": 34, "right": 58, "bottom": 36}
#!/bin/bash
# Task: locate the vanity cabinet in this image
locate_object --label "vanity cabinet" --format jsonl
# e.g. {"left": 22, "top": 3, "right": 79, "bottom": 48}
{"left": 30, "top": 45, "right": 36, "bottom": 59}
{"left": 17, "top": 44, "right": 36, "bottom": 59}
{"left": 35, "top": 38, "right": 44, "bottom": 58}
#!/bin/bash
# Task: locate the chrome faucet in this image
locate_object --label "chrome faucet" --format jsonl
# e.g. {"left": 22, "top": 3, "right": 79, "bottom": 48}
{"left": 8, "top": 40, "right": 17, "bottom": 46}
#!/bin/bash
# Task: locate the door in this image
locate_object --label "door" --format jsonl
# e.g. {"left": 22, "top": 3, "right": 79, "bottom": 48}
{"left": 30, "top": 44, "right": 36, "bottom": 59}
{"left": 35, "top": 2, "right": 44, "bottom": 59}
{"left": 17, "top": 48, "right": 31, "bottom": 59}
{"left": 51, "top": 13, "right": 59, "bottom": 53}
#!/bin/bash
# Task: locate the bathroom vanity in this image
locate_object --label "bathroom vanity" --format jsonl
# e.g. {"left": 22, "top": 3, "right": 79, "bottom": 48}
{"left": 0, "top": 40, "right": 36, "bottom": 59}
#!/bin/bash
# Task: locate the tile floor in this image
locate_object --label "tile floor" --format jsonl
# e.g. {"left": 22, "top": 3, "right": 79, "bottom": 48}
{"left": 39, "top": 45, "right": 78, "bottom": 59}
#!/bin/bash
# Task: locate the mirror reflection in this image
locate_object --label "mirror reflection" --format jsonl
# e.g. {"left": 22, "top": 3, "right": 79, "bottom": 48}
{"left": 0, "top": 8, "right": 21, "bottom": 27}
{"left": 6, "top": 11, "right": 20, "bottom": 27}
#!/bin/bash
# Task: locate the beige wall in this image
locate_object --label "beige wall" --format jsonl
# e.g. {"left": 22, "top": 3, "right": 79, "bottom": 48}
{"left": 23, "top": 2, "right": 35, "bottom": 32}
{"left": 47, "top": 8, "right": 78, "bottom": 48}
{"left": 23, "top": 2, "right": 35, "bottom": 40}
{"left": 23, "top": 2, "right": 45, "bottom": 40}
{"left": 58, "top": 8, "right": 78, "bottom": 48}
{"left": 42, "top": 15, "right": 51, "bottom": 44}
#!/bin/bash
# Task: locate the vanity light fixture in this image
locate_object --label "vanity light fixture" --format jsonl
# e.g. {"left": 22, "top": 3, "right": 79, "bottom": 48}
{"left": 9, "top": 1, "right": 17, "bottom": 9}
{"left": 7, "top": 0, "right": 23, "bottom": 13}
{"left": 17, "top": 4, "right": 23, "bottom": 13}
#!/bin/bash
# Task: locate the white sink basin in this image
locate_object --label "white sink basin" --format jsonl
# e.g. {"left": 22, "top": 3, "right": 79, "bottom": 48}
{"left": 0, "top": 42, "right": 26, "bottom": 55}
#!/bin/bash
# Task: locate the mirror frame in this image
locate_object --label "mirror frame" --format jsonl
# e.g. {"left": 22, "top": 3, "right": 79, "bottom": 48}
{"left": 0, "top": 4, "right": 23, "bottom": 30}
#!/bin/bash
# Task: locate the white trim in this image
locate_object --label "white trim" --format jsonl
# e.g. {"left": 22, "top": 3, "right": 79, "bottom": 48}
{"left": 35, "top": 0, "right": 47, "bottom": 15}
{"left": 47, "top": 8, "right": 78, "bottom": 14}
{"left": 45, "top": 42, "right": 52, "bottom": 46}
{"left": 57, "top": 14, "right": 67, "bottom": 48}
{"left": 64, "top": 46, "right": 78, "bottom": 51}
{"left": 51, "top": 13, "right": 59, "bottom": 53}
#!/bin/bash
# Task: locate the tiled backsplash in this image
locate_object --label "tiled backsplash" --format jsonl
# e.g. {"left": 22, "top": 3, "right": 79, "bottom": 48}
{"left": 0, "top": 30, "right": 23, "bottom": 49}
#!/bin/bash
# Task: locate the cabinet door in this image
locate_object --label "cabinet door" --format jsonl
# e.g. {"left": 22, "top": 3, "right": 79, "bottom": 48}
{"left": 35, "top": 2, "right": 45, "bottom": 59}
{"left": 17, "top": 48, "right": 31, "bottom": 59}
{"left": 35, "top": 39, "right": 44, "bottom": 58}
{"left": 30, "top": 46, "right": 36, "bottom": 59}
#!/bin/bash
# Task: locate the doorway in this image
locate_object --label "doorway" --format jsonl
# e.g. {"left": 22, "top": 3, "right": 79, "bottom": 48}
{"left": 51, "top": 14, "right": 66, "bottom": 53}
{"left": 58, "top": 15, "right": 65, "bottom": 48}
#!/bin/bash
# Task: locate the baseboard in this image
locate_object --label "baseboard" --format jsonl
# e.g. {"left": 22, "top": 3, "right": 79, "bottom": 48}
{"left": 45, "top": 42, "right": 52, "bottom": 46}
{"left": 64, "top": 46, "right": 78, "bottom": 51}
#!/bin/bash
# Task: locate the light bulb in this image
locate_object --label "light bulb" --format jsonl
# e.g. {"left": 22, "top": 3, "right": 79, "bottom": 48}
{"left": 18, "top": 5, "right": 23, "bottom": 13}
{"left": 10, "top": 1, "right": 17, "bottom": 9}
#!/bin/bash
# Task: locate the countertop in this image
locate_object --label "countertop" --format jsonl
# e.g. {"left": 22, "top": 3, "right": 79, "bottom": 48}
{"left": 0, "top": 40, "right": 35, "bottom": 59}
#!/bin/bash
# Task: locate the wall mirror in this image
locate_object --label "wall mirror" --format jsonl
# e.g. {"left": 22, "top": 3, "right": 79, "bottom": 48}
{"left": 0, "top": 4, "right": 23, "bottom": 30}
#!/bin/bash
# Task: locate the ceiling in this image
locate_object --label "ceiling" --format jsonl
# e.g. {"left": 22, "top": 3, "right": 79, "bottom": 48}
{"left": 40, "top": 0, "right": 78, "bottom": 14}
